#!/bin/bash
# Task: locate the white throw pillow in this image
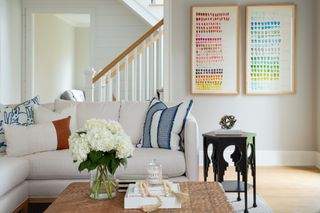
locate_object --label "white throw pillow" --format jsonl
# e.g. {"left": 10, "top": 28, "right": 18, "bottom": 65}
{"left": 5, "top": 123, "right": 57, "bottom": 156}
{"left": 34, "top": 105, "right": 76, "bottom": 132}
{"left": 4, "top": 116, "right": 71, "bottom": 157}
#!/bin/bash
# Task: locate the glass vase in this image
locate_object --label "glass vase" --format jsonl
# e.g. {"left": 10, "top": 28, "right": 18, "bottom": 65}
{"left": 89, "top": 165, "right": 117, "bottom": 200}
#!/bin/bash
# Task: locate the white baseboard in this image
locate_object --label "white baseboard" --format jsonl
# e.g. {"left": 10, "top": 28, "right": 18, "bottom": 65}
{"left": 316, "top": 152, "right": 320, "bottom": 169}
{"left": 199, "top": 150, "right": 318, "bottom": 167}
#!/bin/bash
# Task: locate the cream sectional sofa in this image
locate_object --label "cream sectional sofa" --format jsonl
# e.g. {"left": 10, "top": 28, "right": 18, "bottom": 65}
{"left": 0, "top": 101, "right": 199, "bottom": 213}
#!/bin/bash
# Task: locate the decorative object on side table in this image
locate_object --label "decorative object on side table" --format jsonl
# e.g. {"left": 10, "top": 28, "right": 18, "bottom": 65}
{"left": 69, "top": 119, "right": 134, "bottom": 200}
{"left": 219, "top": 115, "right": 237, "bottom": 129}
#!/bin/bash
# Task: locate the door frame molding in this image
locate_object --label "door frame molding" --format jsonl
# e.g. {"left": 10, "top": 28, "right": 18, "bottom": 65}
{"left": 163, "top": 0, "right": 172, "bottom": 101}
{"left": 22, "top": 7, "right": 95, "bottom": 100}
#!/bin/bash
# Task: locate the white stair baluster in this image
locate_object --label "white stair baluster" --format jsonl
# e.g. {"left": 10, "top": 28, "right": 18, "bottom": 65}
{"left": 132, "top": 49, "right": 138, "bottom": 101}
{"left": 145, "top": 40, "right": 150, "bottom": 100}
{"left": 138, "top": 47, "right": 142, "bottom": 101}
{"left": 159, "top": 32, "right": 164, "bottom": 88}
{"left": 99, "top": 75, "right": 106, "bottom": 102}
{"left": 85, "top": 68, "right": 96, "bottom": 102}
{"left": 124, "top": 56, "right": 129, "bottom": 101}
{"left": 153, "top": 34, "right": 157, "bottom": 97}
{"left": 115, "top": 63, "right": 120, "bottom": 101}
{"left": 105, "top": 72, "right": 113, "bottom": 101}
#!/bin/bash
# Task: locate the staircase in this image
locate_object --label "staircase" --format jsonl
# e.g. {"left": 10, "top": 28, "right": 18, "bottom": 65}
{"left": 85, "top": 19, "right": 164, "bottom": 102}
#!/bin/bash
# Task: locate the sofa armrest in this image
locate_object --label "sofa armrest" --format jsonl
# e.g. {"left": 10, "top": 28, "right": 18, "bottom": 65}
{"left": 184, "top": 114, "right": 199, "bottom": 181}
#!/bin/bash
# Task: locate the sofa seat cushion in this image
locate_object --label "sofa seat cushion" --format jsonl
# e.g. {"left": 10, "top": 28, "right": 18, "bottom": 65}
{"left": 23, "top": 150, "right": 90, "bottom": 180}
{"left": 0, "top": 156, "right": 29, "bottom": 197}
{"left": 23, "top": 148, "right": 185, "bottom": 180}
{"left": 116, "top": 148, "right": 186, "bottom": 178}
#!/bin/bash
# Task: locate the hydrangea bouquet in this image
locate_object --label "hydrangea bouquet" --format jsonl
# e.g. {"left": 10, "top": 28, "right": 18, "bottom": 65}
{"left": 69, "top": 119, "right": 134, "bottom": 199}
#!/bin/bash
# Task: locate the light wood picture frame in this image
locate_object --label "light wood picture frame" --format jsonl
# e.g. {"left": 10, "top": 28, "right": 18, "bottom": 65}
{"left": 245, "top": 4, "right": 296, "bottom": 95}
{"left": 191, "top": 6, "right": 240, "bottom": 95}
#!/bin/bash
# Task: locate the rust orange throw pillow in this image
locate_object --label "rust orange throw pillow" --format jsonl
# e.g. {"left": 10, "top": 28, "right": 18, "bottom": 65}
{"left": 52, "top": 116, "right": 71, "bottom": 150}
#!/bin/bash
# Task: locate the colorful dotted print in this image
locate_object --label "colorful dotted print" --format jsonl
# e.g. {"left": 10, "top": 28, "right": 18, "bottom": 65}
{"left": 249, "top": 12, "right": 281, "bottom": 91}
{"left": 195, "top": 12, "right": 230, "bottom": 91}
{"left": 195, "top": 68, "right": 223, "bottom": 90}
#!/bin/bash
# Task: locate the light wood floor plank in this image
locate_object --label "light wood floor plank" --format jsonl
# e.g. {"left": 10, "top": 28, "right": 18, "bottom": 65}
{"left": 199, "top": 166, "right": 320, "bottom": 213}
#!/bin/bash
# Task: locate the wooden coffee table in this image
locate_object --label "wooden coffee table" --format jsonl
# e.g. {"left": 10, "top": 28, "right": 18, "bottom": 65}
{"left": 44, "top": 182, "right": 234, "bottom": 213}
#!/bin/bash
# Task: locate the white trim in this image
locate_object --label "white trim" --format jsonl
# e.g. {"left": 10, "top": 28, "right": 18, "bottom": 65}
{"left": 199, "top": 150, "right": 318, "bottom": 167}
{"left": 121, "top": 0, "right": 158, "bottom": 26}
{"left": 22, "top": 7, "right": 95, "bottom": 100}
{"left": 163, "top": 0, "right": 172, "bottom": 101}
{"left": 53, "top": 14, "right": 90, "bottom": 27}
{"left": 316, "top": 152, "right": 320, "bottom": 169}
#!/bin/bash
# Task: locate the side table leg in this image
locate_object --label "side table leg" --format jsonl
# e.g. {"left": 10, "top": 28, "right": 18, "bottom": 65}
{"left": 244, "top": 145, "right": 248, "bottom": 213}
{"left": 203, "top": 139, "right": 210, "bottom": 182}
{"left": 237, "top": 171, "right": 241, "bottom": 201}
{"left": 253, "top": 138, "right": 257, "bottom": 207}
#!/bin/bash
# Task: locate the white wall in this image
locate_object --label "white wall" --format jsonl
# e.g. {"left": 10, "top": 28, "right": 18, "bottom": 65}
{"left": 316, "top": 0, "right": 320, "bottom": 164}
{"left": 22, "top": 0, "right": 150, "bottom": 84}
{"left": 34, "top": 14, "right": 75, "bottom": 103}
{"left": 0, "top": 0, "right": 22, "bottom": 104}
{"left": 74, "top": 27, "right": 90, "bottom": 91}
{"left": 170, "top": 0, "right": 316, "bottom": 153}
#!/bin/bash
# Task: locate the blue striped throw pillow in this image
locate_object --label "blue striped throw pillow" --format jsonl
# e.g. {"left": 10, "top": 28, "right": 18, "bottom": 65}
{"left": 139, "top": 98, "right": 193, "bottom": 151}
{"left": 0, "top": 96, "right": 40, "bottom": 152}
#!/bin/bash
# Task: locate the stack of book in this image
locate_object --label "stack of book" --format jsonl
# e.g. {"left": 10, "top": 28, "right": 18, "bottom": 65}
{"left": 214, "top": 129, "right": 243, "bottom": 135}
{"left": 116, "top": 175, "right": 168, "bottom": 192}
{"left": 124, "top": 183, "right": 181, "bottom": 209}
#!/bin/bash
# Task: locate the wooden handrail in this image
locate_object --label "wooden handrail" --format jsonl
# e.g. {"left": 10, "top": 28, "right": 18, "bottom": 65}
{"left": 93, "top": 19, "right": 164, "bottom": 83}
{"left": 107, "top": 30, "right": 163, "bottom": 80}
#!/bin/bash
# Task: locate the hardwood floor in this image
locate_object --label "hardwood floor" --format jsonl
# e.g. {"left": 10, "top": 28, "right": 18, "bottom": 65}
{"left": 199, "top": 166, "right": 320, "bottom": 213}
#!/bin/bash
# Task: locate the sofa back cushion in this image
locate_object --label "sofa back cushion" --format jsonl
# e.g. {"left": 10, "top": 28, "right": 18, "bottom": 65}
{"left": 76, "top": 102, "right": 120, "bottom": 129}
{"left": 119, "top": 101, "right": 149, "bottom": 145}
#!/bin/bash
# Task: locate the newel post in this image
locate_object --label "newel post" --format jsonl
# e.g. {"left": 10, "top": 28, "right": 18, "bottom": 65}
{"left": 85, "top": 68, "right": 96, "bottom": 102}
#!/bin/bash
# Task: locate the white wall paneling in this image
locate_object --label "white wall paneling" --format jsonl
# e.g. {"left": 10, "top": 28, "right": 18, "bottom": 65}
{"left": 0, "top": 0, "right": 22, "bottom": 104}
{"left": 22, "top": 0, "right": 149, "bottom": 101}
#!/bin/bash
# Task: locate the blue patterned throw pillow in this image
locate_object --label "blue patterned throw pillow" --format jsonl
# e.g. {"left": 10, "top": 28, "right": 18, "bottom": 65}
{"left": 0, "top": 96, "right": 40, "bottom": 152}
{"left": 139, "top": 98, "right": 193, "bottom": 151}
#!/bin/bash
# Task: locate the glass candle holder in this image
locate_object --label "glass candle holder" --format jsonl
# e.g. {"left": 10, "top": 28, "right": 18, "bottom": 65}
{"left": 147, "top": 159, "right": 162, "bottom": 185}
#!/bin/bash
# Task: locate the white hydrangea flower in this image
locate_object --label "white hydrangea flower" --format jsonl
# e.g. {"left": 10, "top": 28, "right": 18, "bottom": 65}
{"left": 69, "top": 132, "right": 90, "bottom": 162}
{"left": 114, "top": 133, "right": 134, "bottom": 159}
{"left": 84, "top": 118, "right": 109, "bottom": 131}
{"left": 69, "top": 119, "right": 134, "bottom": 165}
{"left": 106, "top": 120, "right": 124, "bottom": 134}
{"left": 86, "top": 127, "right": 115, "bottom": 152}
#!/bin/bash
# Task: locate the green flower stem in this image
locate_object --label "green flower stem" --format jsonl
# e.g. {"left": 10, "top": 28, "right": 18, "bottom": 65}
{"left": 92, "top": 165, "right": 116, "bottom": 199}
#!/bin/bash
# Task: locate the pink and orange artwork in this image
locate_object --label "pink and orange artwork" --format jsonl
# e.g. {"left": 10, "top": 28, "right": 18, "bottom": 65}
{"left": 191, "top": 6, "right": 239, "bottom": 95}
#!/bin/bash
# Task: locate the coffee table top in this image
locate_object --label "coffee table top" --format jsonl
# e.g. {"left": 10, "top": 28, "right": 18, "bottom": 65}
{"left": 44, "top": 182, "right": 234, "bottom": 213}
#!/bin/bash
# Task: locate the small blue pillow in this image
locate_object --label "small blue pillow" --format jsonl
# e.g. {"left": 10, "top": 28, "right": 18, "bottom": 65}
{"left": 139, "top": 98, "right": 193, "bottom": 151}
{"left": 0, "top": 96, "right": 40, "bottom": 152}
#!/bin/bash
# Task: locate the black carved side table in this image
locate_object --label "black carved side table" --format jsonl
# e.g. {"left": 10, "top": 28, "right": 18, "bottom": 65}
{"left": 202, "top": 131, "right": 257, "bottom": 213}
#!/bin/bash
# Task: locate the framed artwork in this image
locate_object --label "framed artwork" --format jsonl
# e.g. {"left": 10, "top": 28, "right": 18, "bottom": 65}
{"left": 191, "top": 6, "right": 240, "bottom": 95}
{"left": 245, "top": 4, "right": 296, "bottom": 95}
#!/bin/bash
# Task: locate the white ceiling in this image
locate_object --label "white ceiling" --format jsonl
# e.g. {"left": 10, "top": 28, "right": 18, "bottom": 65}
{"left": 54, "top": 14, "right": 90, "bottom": 27}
